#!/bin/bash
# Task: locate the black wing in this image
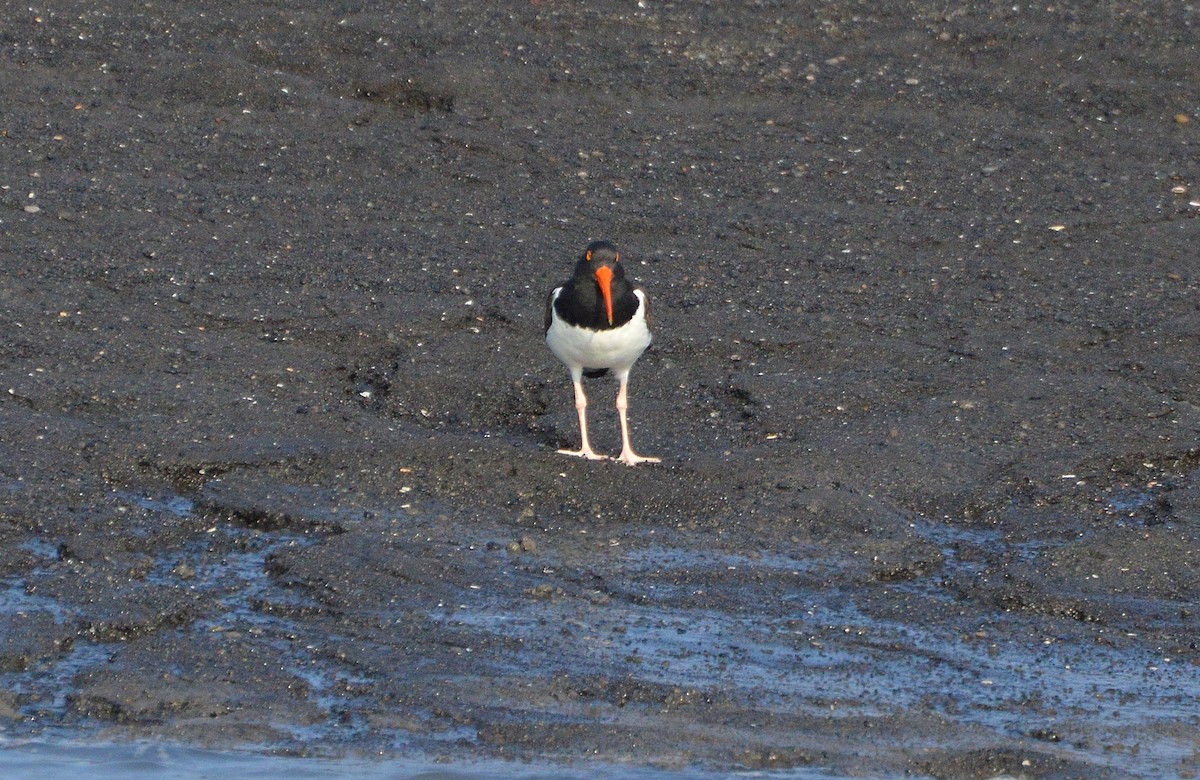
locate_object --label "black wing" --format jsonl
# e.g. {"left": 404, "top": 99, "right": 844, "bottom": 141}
{"left": 544, "top": 286, "right": 560, "bottom": 333}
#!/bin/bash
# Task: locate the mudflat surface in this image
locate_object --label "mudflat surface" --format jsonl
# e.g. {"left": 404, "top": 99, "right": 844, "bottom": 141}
{"left": 2, "top": 2, "right": 1199, "bottom": 778}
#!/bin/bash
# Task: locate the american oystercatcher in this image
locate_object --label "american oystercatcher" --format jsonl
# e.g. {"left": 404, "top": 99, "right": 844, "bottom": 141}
{"left": 545, "top": 240, "right": 660, "bottom": 466}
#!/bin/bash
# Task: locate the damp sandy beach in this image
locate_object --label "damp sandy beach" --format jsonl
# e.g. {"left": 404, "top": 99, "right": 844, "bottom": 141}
{"left": 2, "top": 2, "right": 1198, "bottom": 777}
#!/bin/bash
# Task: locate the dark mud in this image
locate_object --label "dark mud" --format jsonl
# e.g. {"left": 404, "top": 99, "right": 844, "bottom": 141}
{"left": 2, "top": 1, "right": 1199, "bottom": 778}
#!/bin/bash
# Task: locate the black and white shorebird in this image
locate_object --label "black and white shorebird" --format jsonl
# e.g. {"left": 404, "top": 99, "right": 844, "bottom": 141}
{"left": 545, "top": 240, "right": 660, "bottom": 466}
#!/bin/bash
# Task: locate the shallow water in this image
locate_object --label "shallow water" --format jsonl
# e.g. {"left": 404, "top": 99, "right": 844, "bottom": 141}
{"left": 447, "top": 538, "right": 1199, "bottom": 778}
{"left": 23, "top": 468, "right": 1200, "bottom": 778}
{"left": 3, "top": 483, "right": 1198, "bottom": 778}
{"left": 0, "top": 740, "right": 847, "bottom": 780}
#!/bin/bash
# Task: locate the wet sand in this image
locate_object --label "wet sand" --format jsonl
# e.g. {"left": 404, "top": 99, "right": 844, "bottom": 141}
{"left": 2, "top": 2, "right": 1199, "bottom": 778}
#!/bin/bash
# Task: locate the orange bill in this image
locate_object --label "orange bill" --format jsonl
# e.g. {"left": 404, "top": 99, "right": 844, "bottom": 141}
{"left": 594, "top": 265, "right": 614, "bottom": 325}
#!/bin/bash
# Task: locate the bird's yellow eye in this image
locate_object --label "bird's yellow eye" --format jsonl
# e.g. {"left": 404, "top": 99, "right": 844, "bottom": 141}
{"left": 586, "top": 251, "right": 593, "bottom": 261}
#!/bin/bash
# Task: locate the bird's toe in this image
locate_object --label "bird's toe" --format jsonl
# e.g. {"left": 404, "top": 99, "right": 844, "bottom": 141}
{"left": 556, "top": 447, "right": 609, "bottom": 461}
{"left": 616, "top": 450, "right": 660, "bottom": 466}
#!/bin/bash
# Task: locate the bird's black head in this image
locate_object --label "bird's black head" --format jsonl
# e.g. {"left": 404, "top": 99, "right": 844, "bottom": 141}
{"left": 573, "top": 240, "right": 626, "bottom": 325}
{"left": 574, "top": 239, "right": 625, "bottom": 278}
{"left": 581, "top": 240, "right": 620, "bottom": 266}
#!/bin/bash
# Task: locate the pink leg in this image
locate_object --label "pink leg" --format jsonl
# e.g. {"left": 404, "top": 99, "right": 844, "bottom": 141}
{"left": 615, "top": 372, "right": 659, "bottom": 466}
{"left": 557, "top": 372, "right": 607, "bottom": 460}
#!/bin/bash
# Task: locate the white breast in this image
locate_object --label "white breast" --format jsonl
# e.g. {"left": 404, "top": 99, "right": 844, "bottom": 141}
{"left": 546, "top": 289, "right": 652, "bottom": 374}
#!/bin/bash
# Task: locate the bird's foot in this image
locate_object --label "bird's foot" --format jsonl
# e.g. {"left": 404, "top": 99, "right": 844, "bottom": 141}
{"left": 556, "top": 447, "right": 609, "bottom": 461}
{"left": 616, "top": 449, "right": 661, "bottom": 466}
